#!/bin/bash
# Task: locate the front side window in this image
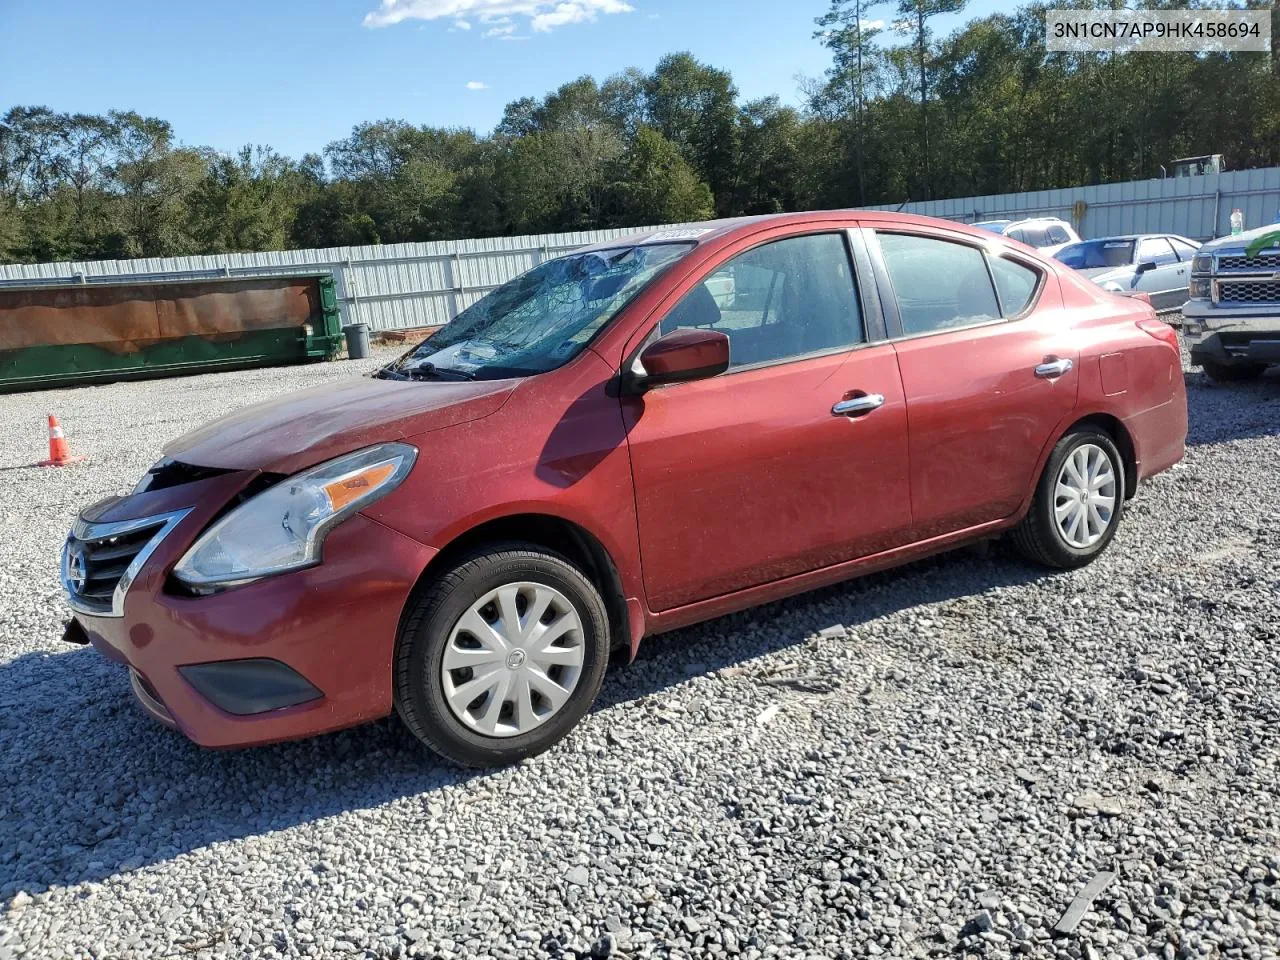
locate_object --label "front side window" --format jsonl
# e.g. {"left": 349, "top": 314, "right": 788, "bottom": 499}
{"left": 383, "top": 243, "right": 692, "bottom": 381}
{"left": 659, "top": 233, "right": 864, "bottom": 370}
{"left": 1046, "top": 225, "right": 1072, "bottom": 245}
{"left": 988, "top": 256, "right": 1041, "bottom": 317}
{"left": 1137, "top": 238, "right": 1177, "bottom": 266}
{"left": 877, "top": 233, "right": 1000, "bottom": 336}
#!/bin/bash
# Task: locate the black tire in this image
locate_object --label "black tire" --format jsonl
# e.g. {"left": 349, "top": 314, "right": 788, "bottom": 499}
{"left": 1010, "top": 427, "right": 1126, "bottom": 570}
{"left": 393, "top": 543, "right": 611, "bottom": 768}
{"left": 1201, "top": 359, "right": 1266, "bottom": 383}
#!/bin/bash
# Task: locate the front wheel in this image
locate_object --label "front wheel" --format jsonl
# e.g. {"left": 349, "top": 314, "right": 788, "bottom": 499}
{"left": 393, "top": 544, "right": 611, "bottom": 767}
{"left": 1010, "top": 428, "right": 1125, "bottom": 570}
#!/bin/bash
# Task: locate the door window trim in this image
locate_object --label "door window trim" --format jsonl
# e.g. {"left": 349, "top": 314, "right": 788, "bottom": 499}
{"left": 631, "top": 228, "right": 875, "bottom": 382}
{"left": 866, "top": 227, "right": 1045, "bottom": 341}
{"left": 985, "top": 251, "right": 1046, "bottom": 321}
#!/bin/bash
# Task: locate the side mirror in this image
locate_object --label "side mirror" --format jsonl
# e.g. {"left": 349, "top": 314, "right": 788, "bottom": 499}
{"left": 1135, "top": 260, "right": 1157, "bottom": 275}
{"left": 628, "top": 328, "right": 730, "bottom": 392}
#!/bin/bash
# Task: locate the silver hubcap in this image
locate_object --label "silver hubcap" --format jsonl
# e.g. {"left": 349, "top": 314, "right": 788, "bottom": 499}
{"left": 1054, "top": 442, "right": 1117, "bottom": 549}
{"left": 441, "top": 582, "right": 585, "bottom": 738}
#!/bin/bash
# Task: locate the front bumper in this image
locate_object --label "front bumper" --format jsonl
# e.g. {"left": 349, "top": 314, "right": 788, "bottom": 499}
{"left": 1182, "top": 303, "right": 1280, "bottom": 366}
{"left": 68, "top": 473, "right": 437, "bottom": 748}
{"left": 1186, "top": 330, "right": 1280, "bottom": 367}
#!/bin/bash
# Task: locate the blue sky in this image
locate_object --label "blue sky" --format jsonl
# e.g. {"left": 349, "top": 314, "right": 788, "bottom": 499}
{"left": 1, "top": 0, "right": 1010, "bottom": 159}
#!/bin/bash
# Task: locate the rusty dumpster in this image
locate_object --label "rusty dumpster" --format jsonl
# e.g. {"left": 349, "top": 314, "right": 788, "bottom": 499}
{"left": 0, "top": 274, "right": 343, "bottom": 392}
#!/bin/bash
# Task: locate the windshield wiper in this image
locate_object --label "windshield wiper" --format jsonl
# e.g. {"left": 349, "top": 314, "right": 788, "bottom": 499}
{"left": 403, "top": 361, "right": 476, "bottom": 382}
{"left": 373, "top": 367, "right": 409, "bottom": 381}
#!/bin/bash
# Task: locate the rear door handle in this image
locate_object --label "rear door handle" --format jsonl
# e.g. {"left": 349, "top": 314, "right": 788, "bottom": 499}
{"left": 832, "top": 393, "right": 885, "bottom": 417}
{"left": 1035, "top": 358, "right": 1073, "bottom": 379}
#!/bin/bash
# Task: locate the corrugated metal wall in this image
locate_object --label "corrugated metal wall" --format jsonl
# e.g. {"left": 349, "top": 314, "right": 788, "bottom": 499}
{"left": 3, "top": 167, "right": 1278, "bottom": 332}
{"left": 0, "top": 226, "right": 674, "bottom": 332}
{"left": 866, "top": 167, "right": 1280, "bottom": 242}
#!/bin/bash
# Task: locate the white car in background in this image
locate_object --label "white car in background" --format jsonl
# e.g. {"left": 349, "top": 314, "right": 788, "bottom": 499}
{"left": 972, "top": 217, "right": 1081, "bottom": 256}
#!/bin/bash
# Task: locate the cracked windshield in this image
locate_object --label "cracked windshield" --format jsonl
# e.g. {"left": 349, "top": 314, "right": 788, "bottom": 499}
{"left": 382, "top": 243, "right": 693, "bottom": 381}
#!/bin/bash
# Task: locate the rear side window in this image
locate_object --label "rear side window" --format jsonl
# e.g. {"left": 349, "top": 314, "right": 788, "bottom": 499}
{"left": 877, "top": 233, "right": 1000, "bottom": 336}
{"left": 1170, "top": 238, "right": 1200, "bottom": 260}
{"left": 1046, "top": 225, "right": 1071, "bottom": 245}
{"left": 988, "top": 256, "right": 1040, "bottom": 317}
{"left": 660, "top": 233, "right": 864, "bottom": 370}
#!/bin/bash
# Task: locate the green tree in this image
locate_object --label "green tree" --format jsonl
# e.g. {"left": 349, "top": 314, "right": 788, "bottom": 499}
{"left": 608, "top": 126, "right": 714, "bottom": 225}
{"left": 894, "top": 0, "right": 966, "bottom": 199}
{"left": 644, "top": 53, "right": 740, "bottom": 215}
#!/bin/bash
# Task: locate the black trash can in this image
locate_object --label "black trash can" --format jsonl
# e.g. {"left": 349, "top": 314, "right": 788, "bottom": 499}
{"left": 343, "top": 322, "right": 371, "bottom": 360}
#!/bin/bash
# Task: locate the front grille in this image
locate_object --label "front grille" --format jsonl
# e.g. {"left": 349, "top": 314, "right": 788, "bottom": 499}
{"left": 1219, "top": 279, "right": 1280, "bottom": 304}
{"left": 1217, "top": 253, "right": 1280, "bottom": 273}
{"left": 62, "top": 509, "right": 191, "bottom": 617}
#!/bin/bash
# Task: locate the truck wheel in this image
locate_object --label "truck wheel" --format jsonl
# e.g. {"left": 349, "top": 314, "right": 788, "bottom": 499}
{"left": 394, "top": 543, "right": 611, "bottom": 768}
{"left": 1010, "top": 427, "right": 1125, "bottom": 570}
{"left": 1202, "top": 360, "right": 1266, "bottom": 382}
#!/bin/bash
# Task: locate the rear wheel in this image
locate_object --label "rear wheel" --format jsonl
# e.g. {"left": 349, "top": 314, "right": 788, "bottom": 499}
{"left": 1010, "top": 428, "right": 1125, "bottom": 570}
{"left": 394, "top": 544, "right": 611, "bottom": 767}
{"left": 1201, "top": 359, "right": 1266, "bottom": 383}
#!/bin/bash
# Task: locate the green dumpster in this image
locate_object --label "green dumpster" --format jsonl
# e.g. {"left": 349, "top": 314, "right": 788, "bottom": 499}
{"left": 0, "top": 274, "right": 344, "bottom": 393}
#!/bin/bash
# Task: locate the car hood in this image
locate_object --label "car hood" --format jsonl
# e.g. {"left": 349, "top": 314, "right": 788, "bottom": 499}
{"left": 1196, "top": 224, "right": 1279, "bottom": 254}
{"left": 163, "top": 375, "right": 516, "bottom": 474}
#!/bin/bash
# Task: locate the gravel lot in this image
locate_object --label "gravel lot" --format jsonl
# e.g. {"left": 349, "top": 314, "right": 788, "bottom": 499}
{"left": 2, "top": 348, "right": 1278, "bottom": 960}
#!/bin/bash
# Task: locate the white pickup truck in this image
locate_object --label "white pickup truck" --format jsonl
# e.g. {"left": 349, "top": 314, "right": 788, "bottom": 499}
{"left": 1182, "top": 224, "right": 1280, "bottom": 382}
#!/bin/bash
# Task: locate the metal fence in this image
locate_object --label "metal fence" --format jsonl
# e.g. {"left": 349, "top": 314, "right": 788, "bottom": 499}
{"left": 3, "top": 166, "right": 1278, "bottom": 332}
{"left": 0, "top": 225, "right": 675, "bottom": 332}
{"left": 866, "top": 166, "right": 1280, "bottom": 242}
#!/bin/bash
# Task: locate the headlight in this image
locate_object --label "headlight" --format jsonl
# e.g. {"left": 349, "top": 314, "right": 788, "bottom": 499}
{"left": 1188, "top": 278, "right": 1211, "bottom": 300}
{"left": 1191, "top": 254, "right": 1213, "bottom": 275}
{"left": 173, "top": 443, "right": 417, "bottom": 588}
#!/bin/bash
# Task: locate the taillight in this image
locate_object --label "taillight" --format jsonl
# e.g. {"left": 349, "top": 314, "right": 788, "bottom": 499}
{"left": 1136, "top": 316, "right": 1179, "bottom": 352}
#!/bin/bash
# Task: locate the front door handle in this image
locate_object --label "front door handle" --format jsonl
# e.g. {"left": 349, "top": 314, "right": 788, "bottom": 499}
{"left": 832, "top": 393, "right": 885, "bottom": 417}
{"left": 1035, "top": 357, "right": 1073, "bottom": 379}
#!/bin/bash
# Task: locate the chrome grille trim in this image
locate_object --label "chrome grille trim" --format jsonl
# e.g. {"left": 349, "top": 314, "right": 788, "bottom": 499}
{"left": 61, "top": 508, "right": 192, "bottom": 618}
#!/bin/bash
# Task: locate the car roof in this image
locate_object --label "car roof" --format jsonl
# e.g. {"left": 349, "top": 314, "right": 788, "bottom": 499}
{"left": 1065, "top": 234, "right": 1195, "bottom": 244}
{"left": 575, "top": 210, "right": 1015, "bottom": 255}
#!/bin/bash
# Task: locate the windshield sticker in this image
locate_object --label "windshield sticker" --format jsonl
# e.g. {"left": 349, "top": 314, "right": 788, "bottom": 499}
{"left": 644, "top": 228, "right": 715, "bottom": 243}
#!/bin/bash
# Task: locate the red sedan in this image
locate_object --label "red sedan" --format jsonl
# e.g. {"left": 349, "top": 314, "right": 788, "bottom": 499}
{"left": 63, "top": 212, "right": 1187, "bottom": 767}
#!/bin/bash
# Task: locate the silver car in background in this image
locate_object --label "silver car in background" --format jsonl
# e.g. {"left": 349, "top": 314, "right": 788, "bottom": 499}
{"left": 1053, "top": 234, "right": 1201, "bottom": 313}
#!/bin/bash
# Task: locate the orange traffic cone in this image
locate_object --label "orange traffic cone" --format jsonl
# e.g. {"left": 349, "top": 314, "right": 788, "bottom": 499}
{"left": 36, "top": 414, "right": 86, "bottom": 467}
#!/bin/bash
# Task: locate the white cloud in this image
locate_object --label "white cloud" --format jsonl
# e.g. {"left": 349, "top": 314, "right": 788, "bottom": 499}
{"left": 449, "top": 18, "right": 471, "bottom": 29}
{"left": 363, "top": 0, "right": 634, "bottom": 34}
{"left": 531, "top": 0, "right": 632, "bottom": 32}
{"left": 466, "top": 80, "right": 489, "bottom": 90}
{"left": 860, "top": 18, "right": 884, "bottom": 30}
{"left": 484, "top": 21, "right": 517, "bottom": 36}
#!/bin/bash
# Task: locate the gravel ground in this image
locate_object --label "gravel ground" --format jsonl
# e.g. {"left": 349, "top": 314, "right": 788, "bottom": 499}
{"left": 1, "top": 348, "right": 1278, "bottom": 960}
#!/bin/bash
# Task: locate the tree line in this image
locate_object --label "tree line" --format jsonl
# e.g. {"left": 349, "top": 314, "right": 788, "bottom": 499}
{"left": 1, "top": 0, "right": 1276, "bottom": 265}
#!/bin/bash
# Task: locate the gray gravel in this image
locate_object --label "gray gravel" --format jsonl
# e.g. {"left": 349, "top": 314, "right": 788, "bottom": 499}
{"left": 2, "top": 348, "right": 1279, "bottom": 960}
